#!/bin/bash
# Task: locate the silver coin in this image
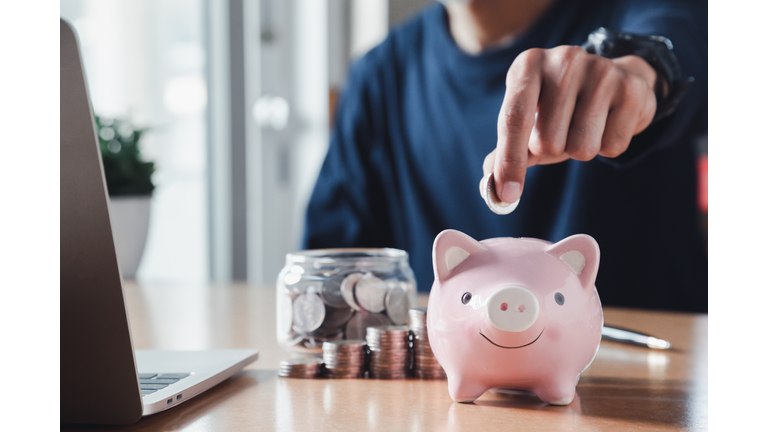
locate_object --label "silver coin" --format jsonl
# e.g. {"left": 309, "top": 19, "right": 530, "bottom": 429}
{"left": 324, "top": 360, "right": 367, "bottom": 367}
{"left": 321, "top": 272, "right": 352, "bottom": 308}
{"left": 322, "top": 304, "right": 355, "bottom": 330}
{"left": 281, "top": 265, "right": 307, "bottom": 289}
{"left": 344, "top": 312, "right": 392, "bottom": 340}
{"left": 407, "top": 305, "right": 445, "bottom": 381}
{"left": 368, "top": 349, "right": 411, "bottom": 357}
{"left": 384, "top": 285, "right": 409, "bottom": 325}
{"left": 354, "top": 273, "right": 387, "bottom": 313}
{"left": 324, "top": 356, "right": 367, "bottom": 363}
{"left": 285, "top": 278, "right": 324, "bottom": 296}
{"left": 292, "top": 292, "right": 326, "bottom": 333}
{"left": 480, "top": 171, "right": 519, "bottom": 215}
{"left": 340, "top": 273, "right": 364, "bottom": 311}
{"left": 299, "top": 331, "right": 344, "bottom": 353}
{"left": 322, "top": 338, "right": 367, "bottom": 379}
{"left": 323, "top": 339, "right": 367, "bottom": 350}
{"left": 325, "top": 356, "right": 366, "bottom": 362}
{"left": 367, "top": 325, "right": 411, "bottom": 334}
{"left": 278, "top": 357, "right": 324, "bottom": 375}
{"left": 408, "top": 307, "right": 427, "bottom": 322}
{"left": 278, "top": 357, "right": 324, "bottom": 378}
{"left": 280, "top": 357, "right": 324, "bottom": 367}
{"left": 324, "top": 355, "right": 366, "bottom": 361}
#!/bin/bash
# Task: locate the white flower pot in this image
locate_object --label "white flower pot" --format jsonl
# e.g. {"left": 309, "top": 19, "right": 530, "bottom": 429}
{"left": 108, "top": 195, "right": 151, "bottom": 279}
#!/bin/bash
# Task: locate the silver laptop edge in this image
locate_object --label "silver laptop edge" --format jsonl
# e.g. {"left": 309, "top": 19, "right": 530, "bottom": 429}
{"left": 137, "top": 350, "right": 259, "bottom": 415}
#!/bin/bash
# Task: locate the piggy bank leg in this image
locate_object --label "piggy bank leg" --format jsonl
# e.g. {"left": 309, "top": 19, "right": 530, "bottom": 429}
{"left": 533, "top": 379, "right": 577, "bottom": 406}
{"left": 448, "top": 375, "right": 487, "bottom": 403}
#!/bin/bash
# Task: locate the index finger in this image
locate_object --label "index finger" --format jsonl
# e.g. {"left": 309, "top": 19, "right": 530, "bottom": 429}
{"left": 494, "top": 54, "right": 542, "bottom": 204}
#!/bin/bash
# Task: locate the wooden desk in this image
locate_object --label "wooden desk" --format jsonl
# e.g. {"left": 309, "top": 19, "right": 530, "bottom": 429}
{"left": 65, "top": 282, "right": 708, "bottom": 431}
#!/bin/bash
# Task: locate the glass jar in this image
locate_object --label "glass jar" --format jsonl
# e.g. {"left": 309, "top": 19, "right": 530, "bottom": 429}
{"left": 276, "top": 248, "right": 417, "bottom": 354}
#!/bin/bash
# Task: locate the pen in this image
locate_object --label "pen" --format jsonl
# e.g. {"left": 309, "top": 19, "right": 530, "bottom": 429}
{"left": 601, "top": 325, "right": 672, "bottom": 350}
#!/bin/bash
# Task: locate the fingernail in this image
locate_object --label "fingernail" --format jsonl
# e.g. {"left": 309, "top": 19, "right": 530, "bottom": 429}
{"left": 500, "top": 182, "right": 521, "bottom": 204}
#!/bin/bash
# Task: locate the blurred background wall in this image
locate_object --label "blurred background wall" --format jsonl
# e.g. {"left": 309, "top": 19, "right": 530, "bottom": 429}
{"left": 60, "top": 0, "right": 431, "bottom": 286}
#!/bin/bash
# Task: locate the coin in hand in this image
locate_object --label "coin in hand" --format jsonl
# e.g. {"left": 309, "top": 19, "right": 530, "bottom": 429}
{"left": 480, "top": 171, "right": 519, "bottom": 215}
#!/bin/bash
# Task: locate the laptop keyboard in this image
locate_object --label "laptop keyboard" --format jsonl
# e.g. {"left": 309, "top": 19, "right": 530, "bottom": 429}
{"left": 139, "top": 373, "right": 191, "bottom": 396}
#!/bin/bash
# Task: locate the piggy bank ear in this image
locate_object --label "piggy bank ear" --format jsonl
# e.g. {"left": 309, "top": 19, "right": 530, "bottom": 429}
{"left": 432, "top": 229, "right": 487, "bottom": 284}
{"left": 545, "top": 234, "right": 600, "bottom": 288}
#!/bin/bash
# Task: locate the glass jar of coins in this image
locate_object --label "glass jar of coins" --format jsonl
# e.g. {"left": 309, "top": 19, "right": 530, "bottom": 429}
{"left": 276, "top": 248, "right": 417, "bottom": 354}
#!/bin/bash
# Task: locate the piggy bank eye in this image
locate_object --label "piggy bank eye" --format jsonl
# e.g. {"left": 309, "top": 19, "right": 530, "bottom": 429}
{"left": 554, "top": 292, "right": 565, "bottom": 305}
{"left": 461, "top": 292, "right": 472, "bottom": 305}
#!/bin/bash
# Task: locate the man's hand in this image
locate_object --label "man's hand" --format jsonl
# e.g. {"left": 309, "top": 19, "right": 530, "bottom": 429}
{"left": 483, "top": 45, "right": 659, "bottom": 205}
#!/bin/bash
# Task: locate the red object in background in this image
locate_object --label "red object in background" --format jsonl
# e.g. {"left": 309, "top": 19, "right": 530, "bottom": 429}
{"left": 698, "top": 155, "right": 708, "bottom": 212}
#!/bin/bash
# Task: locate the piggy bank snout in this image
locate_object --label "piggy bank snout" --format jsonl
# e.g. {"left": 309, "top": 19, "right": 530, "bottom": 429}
{"left": 485, "top": 286, "right": 539, "bottom": 332}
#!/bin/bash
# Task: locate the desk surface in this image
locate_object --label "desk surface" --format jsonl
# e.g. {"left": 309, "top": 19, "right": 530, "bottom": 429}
{"left": 65, "top": 281, "right": 707, "bottom": 431}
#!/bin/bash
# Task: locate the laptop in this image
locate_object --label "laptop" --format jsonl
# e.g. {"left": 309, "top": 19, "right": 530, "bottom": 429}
{"left": 60, "top": 18, "right": 258, "bottom": 425}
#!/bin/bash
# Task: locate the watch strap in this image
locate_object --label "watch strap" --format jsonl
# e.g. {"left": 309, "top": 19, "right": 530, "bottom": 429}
{"left": 582, "top": 27, "right": 694, "bottom": 123}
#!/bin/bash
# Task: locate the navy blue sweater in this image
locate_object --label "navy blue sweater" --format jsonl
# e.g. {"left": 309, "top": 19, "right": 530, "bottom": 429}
{"left": 303, "top": 0, "right": 708, "bottom": 312}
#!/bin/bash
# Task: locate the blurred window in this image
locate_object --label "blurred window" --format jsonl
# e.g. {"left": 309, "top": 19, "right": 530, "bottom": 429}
{"left": 61, "top": 0, "right": 209, "bottom": 283}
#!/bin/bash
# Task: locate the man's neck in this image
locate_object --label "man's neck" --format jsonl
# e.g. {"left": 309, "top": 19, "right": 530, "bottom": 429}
{"left": 445, "top": 0, "right": 557, "bottom": 54}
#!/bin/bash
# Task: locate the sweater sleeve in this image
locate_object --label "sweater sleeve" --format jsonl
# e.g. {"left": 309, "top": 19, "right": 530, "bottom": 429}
{"left": 598, "top": 0, "right": 707, "bottom": 167}
{"left": 301, "top": 52, "right": 393, "bottom": 250}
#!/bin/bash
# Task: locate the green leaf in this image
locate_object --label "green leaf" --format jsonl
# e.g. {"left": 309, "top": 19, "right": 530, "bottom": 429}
{"left": 95, "top": 115, "right": 155, "bottom": 196}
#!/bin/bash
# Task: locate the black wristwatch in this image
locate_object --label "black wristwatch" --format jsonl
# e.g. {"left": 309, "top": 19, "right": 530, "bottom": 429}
{"left": 582, "top": 27, "right": 694, "bottom": 123}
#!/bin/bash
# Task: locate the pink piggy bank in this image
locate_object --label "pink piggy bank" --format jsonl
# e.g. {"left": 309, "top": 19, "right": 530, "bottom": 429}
{"left": 427, "top": 229, "right": 602, "bottom": 405}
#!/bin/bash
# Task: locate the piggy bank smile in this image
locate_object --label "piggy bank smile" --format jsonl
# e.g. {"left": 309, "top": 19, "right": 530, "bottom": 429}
{"left": 479, "top": 327, "right": 545, "bottom": 349}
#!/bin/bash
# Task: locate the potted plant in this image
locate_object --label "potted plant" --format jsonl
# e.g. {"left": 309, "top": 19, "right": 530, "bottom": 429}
{"left": 95, "top": 115, "right": 155, "bottom": 279}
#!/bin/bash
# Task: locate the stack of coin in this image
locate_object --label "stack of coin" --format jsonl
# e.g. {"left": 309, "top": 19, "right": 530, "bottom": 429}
{"left": 322, "top": 339, "right": 368, "bottom": 378}
{"left": 409, "top": 308, "right": 447, "bottom": 379}
{"left": 366, "top": 325, "right": 412, "bottom": 379}
{"left": 278, "top": 357, "right": 324, "bottom": 378}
